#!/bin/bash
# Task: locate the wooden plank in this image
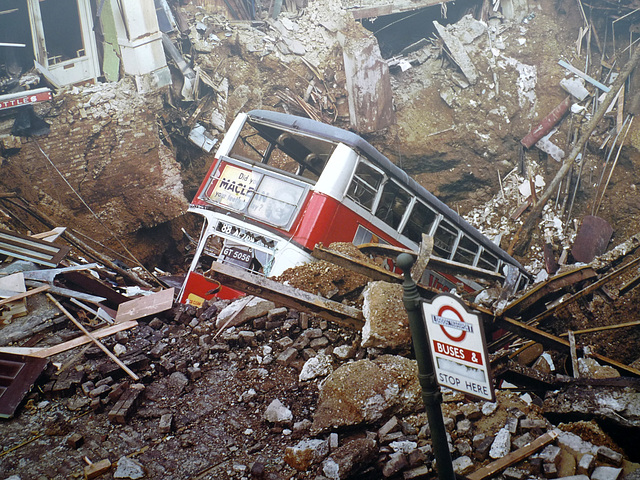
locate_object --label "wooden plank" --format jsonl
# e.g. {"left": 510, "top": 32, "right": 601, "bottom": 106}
{"left": 21, "top": 263, "right": 100, "bottom": 284}
{"left": 0, "top": 285, "right": 49, "bottom": 307}
{"left": 433, "top": 20, "right": 478, "bottom": 84}
{"left": 558, "top": 59, "right": 610, "bottom": 92}
{"left": 206, "top": 262, "right": 364, "bottom": 329}
{"left": 342, "top": 34, "right": 395, "bottom": 133}
{"left": 530, "top": 253, "right": 640, "bottom": 325}
{"left": 0, "top": 228, "right": 70, "bottom": 267}
{"left": 31, "top": 321, "right": 138, "bottom": 358}
{"left": 411, "top": 234, "right": 433, "bottom": 283}
{"left": 343, "top": 0, "right": 448, "bottom": 19}
{"left": 0, "top": 352, "right": 49, "bottom": 418}
{"left": 494, "top": 314, "right": 640, "bottom": 378}
{"left": 467, "top": 430, "right": 559, "bottom": 480}
{"left": 0, "top": 272, "right": 27, "bottom": 321}
{"left": 30, "top": 227, "right": 66, "bottom": 242}
{"left": 25, "top": 281, "right": 107, "bottom": 305}
{"left": 115, "top": 288, "right": 175, "bottom": 322}
{"left": 500, "top": 265, "right": 596, "bottom": 318}
{"left": 568, "top": 331, "right": 580, "bottom": 378}
{"left": 62, "top": 270, "right": 130, "bottom": 308}
{"left": 559, "top": 320, "right": 640, "bottom": 336}
{"left": 312, "top": 245, "right": 400, "bottom": 283}
{"left": 46, "top": 294, "right": 139, "bottom": 381}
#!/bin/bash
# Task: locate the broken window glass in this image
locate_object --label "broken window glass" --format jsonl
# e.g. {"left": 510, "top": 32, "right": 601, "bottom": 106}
{"left": 433, "top": 219, "right": 458, "bottom": 259}
{"left": 375, "top": 180, "right": 411, "bottom": 229}
{"left": 402, "top": 201, "right": 437, "bottom": 244}
{"left": 347, "top": 161, "right": 383, "bottom": 211}
{"left": 246, "top": 176, "right": 305, "bottom": 228}
{"left": 453, "top": 234, "right": 479, "bottom": 266}
{"left": 478, "top": 249, "right": 499, "bottom": 272}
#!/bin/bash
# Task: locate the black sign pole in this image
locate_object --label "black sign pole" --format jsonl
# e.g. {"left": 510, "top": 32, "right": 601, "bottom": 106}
{"left": 397, "top": 253, "right": 456, "bottom": 480}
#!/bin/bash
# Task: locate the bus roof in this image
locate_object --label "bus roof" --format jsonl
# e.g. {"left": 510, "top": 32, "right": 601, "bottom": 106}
{"left": 246, "top": 109, "right": 528, "bottom": 275}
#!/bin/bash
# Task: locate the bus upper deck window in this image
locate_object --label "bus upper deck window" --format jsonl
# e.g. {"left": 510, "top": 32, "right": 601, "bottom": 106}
{"left": 347, "top": 162, "right": 383, "bottom": 211}
{"left": 453, "top": 235, "right": 479, "bottom": 266}
{"left": 433, "top": 219, "right": 458, "bottom": 259}
{"left": 375, "top": 181, "right": 411, "bottom": 230}
{"left": 229, "top": 127, "right": 269, "bottom": 163}
{"left": 247, "top": 176, "right": 305, "bottom": 227}
{"left": 402, "top": 201, "right": 437, "bottom": 244}
{"left": 478, "top": 250, "right": 499, "bottom": 271}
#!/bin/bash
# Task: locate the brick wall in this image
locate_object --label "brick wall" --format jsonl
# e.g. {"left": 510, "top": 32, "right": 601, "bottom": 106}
{"left": 0, "top": 83, "right": 188, "bottom": 245}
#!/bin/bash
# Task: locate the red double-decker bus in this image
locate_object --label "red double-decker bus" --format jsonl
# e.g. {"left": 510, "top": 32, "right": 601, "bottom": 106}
{"left": 178, "top": 110, "right": 530, "bottom": 305}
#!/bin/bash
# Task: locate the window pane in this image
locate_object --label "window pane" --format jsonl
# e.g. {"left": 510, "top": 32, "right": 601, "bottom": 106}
{"left": 347, "top": 162, "right": 383, "bottom": 211}
{"left": 433, "top": 220, "right": 458, "bottom": 259}
{"left": 453, "top": 235, "right": 479, "bottom": 265}
{"left": 402, "top": 201, "right": 437, "bottom": 244}
{"left": 247, "top": 176, "right": 304, "bottom": 227}
{"left": 478, "top": 250, "right": 499, "bottom": 271}
{"left": 375, "top": 181, "right": 411, "bottom": 229}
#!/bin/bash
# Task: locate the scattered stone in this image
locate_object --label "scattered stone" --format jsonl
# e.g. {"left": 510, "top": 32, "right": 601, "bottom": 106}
{"left": 66, "top": 433, "right": 84, "bottom": 449}
{"left": 284, "top": 438, "right": 330, "bottom": 470}
{"left": 277, "top": 347, "right": 298, "bottom": 365}
{"left": 383, "top": 452, "right": 409, "bottom": 477}
{"left": 591, "top": 466, "right": 623, "bottom": 480}
{"left": 489, "top": 427, "right": 511, "bottom": 459}
{"left": 159, "top": 413, "right": 173, "bottom": 434}
{"left": 311, "top": 356, "right": 421, "bottom": 434}
{"left": 504, "top": 467, "right": 526, "bottom": 480}
{"left": 322, "top": 433, "right": 378, "bottom": 480}
{"left": 216, "top": 297, "right": 275, "bottom": 329}
{"left": 264, "top": 399, "right": 293, "bottom": 424}
{"left": 544, "top": 462, "right": 559, "bottom": 479}
{"left": 113, "top": 456, "right": 145, "bottom": 479}
{"left": 577, "top": 453, "right": 595, "bottom": 475}
{"left": 452, "top": 455, "right": 474, "bottom": 475}
{"left": 299, "top": 352, "right": 333, "bottom": 381}
{"left": 84, "top": 459, "right": 112, "bottom": 480}
{"left": 596, "top": 446, "right": 623, "bottom": 466}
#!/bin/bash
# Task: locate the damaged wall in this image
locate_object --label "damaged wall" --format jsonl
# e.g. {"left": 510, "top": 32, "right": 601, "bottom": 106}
{"left": 0, "top": 79, "right": 189, "bottom": 264}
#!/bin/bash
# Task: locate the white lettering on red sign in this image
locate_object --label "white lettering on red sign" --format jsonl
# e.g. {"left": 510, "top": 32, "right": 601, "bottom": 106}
{"left": 0, "top": 92, "right": 52, "bottom": 110}
{"left": 433, "top": 339, "right": 483, "bottom": 365}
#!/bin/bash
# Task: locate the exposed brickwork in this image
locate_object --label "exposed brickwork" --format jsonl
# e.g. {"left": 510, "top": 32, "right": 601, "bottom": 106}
{"left": 0, "top": 81, "right": 188, "bottom": 242}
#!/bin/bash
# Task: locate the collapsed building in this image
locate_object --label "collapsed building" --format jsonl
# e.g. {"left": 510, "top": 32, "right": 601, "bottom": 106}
{"left": 1, "top": 0, "right": 640, "bottom": 478}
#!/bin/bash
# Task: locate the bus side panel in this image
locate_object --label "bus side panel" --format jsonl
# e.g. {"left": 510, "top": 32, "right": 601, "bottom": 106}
{"left": 291, "top": 192, "right": 402, "bottom": 251}
{"left": 179, "top": 270, "right": 243, "bottom": 305}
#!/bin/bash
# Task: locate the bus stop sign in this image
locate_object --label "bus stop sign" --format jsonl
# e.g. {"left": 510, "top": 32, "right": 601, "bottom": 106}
{"left": 422, "top": 293, "right": 495, "bottom": 401}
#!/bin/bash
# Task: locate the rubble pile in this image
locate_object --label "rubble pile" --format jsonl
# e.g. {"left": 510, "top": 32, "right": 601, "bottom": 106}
{"left": 2, "top": 283, "right": 639, "bottom": 479}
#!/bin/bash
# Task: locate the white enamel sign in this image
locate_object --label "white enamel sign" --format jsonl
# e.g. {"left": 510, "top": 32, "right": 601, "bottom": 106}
{"left": 422, "top": 293, "right": 495, "bottom": 401}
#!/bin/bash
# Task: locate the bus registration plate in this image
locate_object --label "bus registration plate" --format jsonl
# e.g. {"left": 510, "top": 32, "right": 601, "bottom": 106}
{"left": 220, "top": 245, "right": 253, "bottom": 268}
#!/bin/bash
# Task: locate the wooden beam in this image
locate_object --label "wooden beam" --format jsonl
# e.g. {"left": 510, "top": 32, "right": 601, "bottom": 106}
{"left": 499, "top": 265, "right": 596, "bottom": 318}
{"left": 529, "top": 253, "right": 640, "bottom": 325}
{"left": 467, "top": 430, "right": 559, "bottom": 480}
{"left": 357, "top": 243, "right": 504, "bottom": 282}
{"left": 205, "top": 262, "right": 364, "bottom": 330}
{"left": 312, "top": 245, "right": 400, "bottom": 283}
